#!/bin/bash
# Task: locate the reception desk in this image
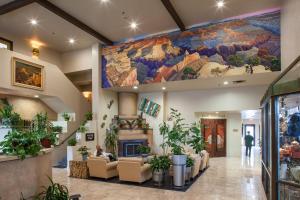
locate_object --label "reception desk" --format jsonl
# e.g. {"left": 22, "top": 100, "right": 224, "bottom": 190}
{"left": 0, "top": 149, "right": 53, "bottom": 200}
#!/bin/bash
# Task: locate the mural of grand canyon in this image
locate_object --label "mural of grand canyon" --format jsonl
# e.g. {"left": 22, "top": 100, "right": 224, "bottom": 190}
{"left": 102, "top": 10, "right": 280, "bottom": 88}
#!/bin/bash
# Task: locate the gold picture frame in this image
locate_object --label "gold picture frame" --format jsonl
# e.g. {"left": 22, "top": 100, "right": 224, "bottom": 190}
{"left": 12, "top": 57, "right": 44, "bottom": 90}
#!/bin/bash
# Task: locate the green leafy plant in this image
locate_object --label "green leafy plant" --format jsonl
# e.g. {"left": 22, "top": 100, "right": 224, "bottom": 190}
{"left": 36, "top": 177, "right": 69, "bottom": 200}
{"left": 85, "top": 112, "right": 93, "bottom": 121}
{"left": 105, "top": 123, "right": 118, "bottom": 154}
{"left": 137, "top": 145, "right": 151, "bottom": 154}
{"left": 67, "top": 138, "right": 77, "bottom": 146}
{"left": 77, "top": 146, "right": 89, "bottom": 156}
{"left": 0, "top": 99, "right": 22, "bottom": 128}
{"left": 78, "top": 124, "right": 87, "bottom": 133}
{"left": 186, "top": 156, "right": 194, "bottom": 167}
{"left": 149, "top": 155, "right": 161, "bottom": 172}
{"left": 159, "top": 155, "right": 171, "bottom": 171}
{"left": 0, "top": 129, "right": 41, "bottom": 160}
{"left": 52, "top": 126, "right": 63, "bottom": 133}
{"left": 187, "top": 123, "right": 205, "bottom": 154}
{"left": 159, "top": 121, "right": 170, "bottom": 155}
{"left": 165, "top": 108, "right": 188, "bottom": 155}
{"left": 32, "top": 113, "right": 57, "bottom": 146}
{"left": 62, "top": 113, "right": 70, "bottom": 121}
{"left": 149, "top": 155, "right": 171, "bottom": 172}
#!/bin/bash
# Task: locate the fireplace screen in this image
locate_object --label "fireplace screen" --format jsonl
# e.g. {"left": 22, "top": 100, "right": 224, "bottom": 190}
{"left": 118, "top": 139, "right": 147, "bottom": 157}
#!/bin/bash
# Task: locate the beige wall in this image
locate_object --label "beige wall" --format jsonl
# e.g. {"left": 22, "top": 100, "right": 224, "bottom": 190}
{"left": 281, "top": 0, "right": 300, "bottom": 68}
{"left": 119, "top": 92, "right": 137, "bottom": 116}
{"left": 0, "top": 94, "right": 57, "bottom": 120}
{"left": 0, "top": 32, "right": 62, "bottom": 70}
{"left": 61, "top": 47, "right": 93, "bottom": 73}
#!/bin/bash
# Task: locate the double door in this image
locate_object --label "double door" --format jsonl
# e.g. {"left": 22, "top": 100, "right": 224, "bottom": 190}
{"left": 201, "top": 119, "right": 226, "bottom": 157}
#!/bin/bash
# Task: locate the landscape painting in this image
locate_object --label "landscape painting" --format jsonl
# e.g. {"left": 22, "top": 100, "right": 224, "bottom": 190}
{"left": 12, "top": 57, "right": 44, "bottom": 90}
{"left": 102, "top": 10, "right": 280, "bottom": 88}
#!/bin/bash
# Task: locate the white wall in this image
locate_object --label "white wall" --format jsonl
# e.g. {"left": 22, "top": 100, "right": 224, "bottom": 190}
{"left": 281, "top": 0, "right": 300, "bottom": 68}
{"left": 61, "top": 47, "right": 93, "bottom": 73}
{"left": 226, "top": 113, "right": 242, "bottom": 157}
{"left": 0, "top": 32, "right": 62, "bottom": 69}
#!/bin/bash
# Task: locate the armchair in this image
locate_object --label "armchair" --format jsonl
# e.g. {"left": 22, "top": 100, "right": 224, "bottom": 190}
{"left": 117, "top": 157, "right": 152, "bottom": 183}
{"left": 87, "top": 156, "right": 118, "bottom": 179}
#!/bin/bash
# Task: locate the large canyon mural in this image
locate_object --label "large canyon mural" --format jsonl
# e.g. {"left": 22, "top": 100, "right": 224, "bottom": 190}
{"left": 102, "top": 10, "right": 280, "bottom": 88}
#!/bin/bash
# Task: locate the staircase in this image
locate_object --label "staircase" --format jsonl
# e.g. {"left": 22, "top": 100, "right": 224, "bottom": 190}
{"left": 0, "top": 49, "right": 91, "bottom": 166}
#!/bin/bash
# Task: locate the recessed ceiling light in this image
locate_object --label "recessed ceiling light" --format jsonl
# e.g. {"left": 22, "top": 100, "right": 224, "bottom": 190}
{"left": 69, "top": 38, "right": 75, "bottom": 44}
{"left": 223, "top": 81, "right": 229, "bottom": 85}
{"left": 30, "top": 19, "right": 38, "bottom": 25}
{"left": 130, "top": 21, "right": 138, "bottom": 30}
{"left": 100, "top": 0, "right": 110, "bottom": 3}
{"left": 133, "top": 86, "right": 138, "bottom": 90}
{"left": 217, "top": 0, "right": 225, "bottom": 8}
{"left": 216, "top": 112, "right": 219, "bottom": 114}
{"left": 34, "top": 95, "right": 39, "bottom": 98}
{"left": 162, "top": 87, "right": 166, "bottom": 90}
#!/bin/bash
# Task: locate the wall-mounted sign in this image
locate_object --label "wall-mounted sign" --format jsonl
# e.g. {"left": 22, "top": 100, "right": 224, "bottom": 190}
{"left": 138, "top": 98, "right": 161, "bottom": 118}
{"left": 85, "top": 133, "right": 95, "bottom": 141}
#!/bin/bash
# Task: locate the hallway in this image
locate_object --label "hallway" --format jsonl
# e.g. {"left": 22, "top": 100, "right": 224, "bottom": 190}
{"left": 53, "top": 149, "right": 266, "bottom": 200}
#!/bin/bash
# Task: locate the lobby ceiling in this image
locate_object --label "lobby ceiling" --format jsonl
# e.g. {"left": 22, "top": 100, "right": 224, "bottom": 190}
{"left": 0, "top": 0, "right": 281, "bottom": 52}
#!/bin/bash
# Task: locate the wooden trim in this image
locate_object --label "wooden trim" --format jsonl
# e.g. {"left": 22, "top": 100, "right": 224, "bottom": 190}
{"left": 0, "top": 36, "right": 13, "bottom": 50}
{"left": 161, "top": 0, "right": 185, "bottom": 31}
{"left": 0, "top": 0, "right": 35, "bottom": 15}
{"left": 36, "top": 0, "right": 113, "bottom": 45}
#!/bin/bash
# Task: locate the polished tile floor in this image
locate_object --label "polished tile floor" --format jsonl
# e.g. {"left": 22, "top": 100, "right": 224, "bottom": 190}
{"left": 53, "top": 147, "right": 266, "bottom": 200}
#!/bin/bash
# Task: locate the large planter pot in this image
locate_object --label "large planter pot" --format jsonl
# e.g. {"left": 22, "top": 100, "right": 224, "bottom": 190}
{"left": 172, "top": 154, "right": 187, "bottom": 187}
{"left": 185, "top": 166, "right": 192, "bottom": 181}
{"left": 82, "top": 154, "right": 88, "bottom": 161}
{"left": 153, "top": 169, "right": 163, "bottom": 185}
{"left": 40, "top": 138, "right": 51, "bottom": 148}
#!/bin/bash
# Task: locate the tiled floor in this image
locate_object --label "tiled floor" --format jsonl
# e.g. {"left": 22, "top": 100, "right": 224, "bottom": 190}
{"left": 53, "top": 147, "right": 266, "bottom": 200}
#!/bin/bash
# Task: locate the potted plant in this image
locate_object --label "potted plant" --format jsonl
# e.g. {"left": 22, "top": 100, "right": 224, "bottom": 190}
{"left": 186, "top": 156, "right": 194, "bottom": 181}
{"left": 62, "top": 112, "right": 71, "bottom": 121}
{"left": 77, "top": 146, "right": 89, "bottom": 161}
{"left": 137, "top": 145, "right": 151, "bottom": 157}
{"left": 150, "top": 155, "right": 163, "bottom": 185}
{"left": 78, "top": 124, "right": 88, "bottom": 133}
{"left": 0, "top": 129, "right": 41, "bottom": 160}
{"left": 159, "top": 155, "right": 172, "bottom": 183}
{"left": 187, "top": 123, "right": 205, "bottom": 154}
{"left": 105, "top": 122, "right": 118, "bottom": 155}
{"left": 52, "top": 126, "right": 63, "bottom": 133}
{"left": 85, "top": 111, "right": 93, "bottom": 121}
{"left": 164, "top": 108, "right": 188, "bottom": 187}
{"left": 0, "top": 99, "right": 21, "bottom": 128}
{"left": 68, "top": 138, "right": 77, "bottom": 146}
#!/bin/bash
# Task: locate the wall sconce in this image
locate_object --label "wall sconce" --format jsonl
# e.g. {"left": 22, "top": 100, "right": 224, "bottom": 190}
{"left": 32, "top": 48, "right": 40, "bottom": 57}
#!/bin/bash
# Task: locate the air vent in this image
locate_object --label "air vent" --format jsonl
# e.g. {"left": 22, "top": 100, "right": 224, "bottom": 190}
{"left": 232, "top": 80, "right": 246, "bottom": 84}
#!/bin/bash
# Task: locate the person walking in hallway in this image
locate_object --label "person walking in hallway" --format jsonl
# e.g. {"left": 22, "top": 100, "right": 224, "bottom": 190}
{"left": 245, "top": 131, "right": 254, "bottom": 157}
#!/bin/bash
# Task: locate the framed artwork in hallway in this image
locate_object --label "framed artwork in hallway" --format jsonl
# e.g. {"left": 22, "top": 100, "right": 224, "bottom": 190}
{"left": 11, "top": 57, "right": 44, "bottom": 91}
{"left": 0, "top": 37, "right": 13, "bottom": 50}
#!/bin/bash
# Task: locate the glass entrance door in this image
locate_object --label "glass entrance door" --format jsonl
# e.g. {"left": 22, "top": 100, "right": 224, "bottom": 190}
{"left": 244, "top": 124, "right": 255, "bottom": 146}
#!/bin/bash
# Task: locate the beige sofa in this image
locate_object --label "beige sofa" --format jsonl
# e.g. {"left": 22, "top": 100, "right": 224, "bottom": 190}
{"left": 87, "top": 156, "right": 118, "bottom": 179}
{"left": 117, "top": 157, "right": 152, "bottom": 183}
{"left": 200, "top": 150, "right": 210, "bottom": 171}
{"left": 190, "top": 154, "right": 202, "bottom": 178}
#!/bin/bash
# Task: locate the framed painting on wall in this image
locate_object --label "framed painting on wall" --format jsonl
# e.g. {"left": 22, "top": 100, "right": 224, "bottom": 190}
{"left": 0, "top": 37, "right": 13, "bottom": 50}
{"left": 12, "top": 57, "right": 44, "bottom": 90}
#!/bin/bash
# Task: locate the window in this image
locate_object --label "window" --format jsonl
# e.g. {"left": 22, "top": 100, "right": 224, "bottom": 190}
{"left": 0, "top": 37, "right": 13, "bottom": 50}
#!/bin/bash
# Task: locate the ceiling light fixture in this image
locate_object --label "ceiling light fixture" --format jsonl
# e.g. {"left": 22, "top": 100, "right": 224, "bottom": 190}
{"left": 130, "top": 21, "right": 138, "bottom": 30}
{"left": 162, "top": 87, "right": 166, "bottom": 90}
{"left": 133, "top": 86, "right": 138, "bottom": 90}
{"left": 217, "top": 0, "right": 225, "bottom": 8}
{"left": 34, "top": 95, "right": 39, "bottom": 98}
{"left": 30, "top": 19, "right": 38, "bottom": 25}
{"left": 100, "top": 0, "right": 110, "bottom": 3}
{"left": 223, "top": 81, "right": 229, "bottom": 85}
{"left": 69, "top": 38, "right": 75, "bottom": 44}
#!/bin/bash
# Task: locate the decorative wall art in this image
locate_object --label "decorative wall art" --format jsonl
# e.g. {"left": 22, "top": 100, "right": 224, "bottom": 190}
{"left": 12, "top": 57, "right": 44, "bottom": 90}
{"left": 102, "top": 10, "right": 280, "bottom": 88}
{"left": 139, "top": 98, "right": 161, "bottom": 117}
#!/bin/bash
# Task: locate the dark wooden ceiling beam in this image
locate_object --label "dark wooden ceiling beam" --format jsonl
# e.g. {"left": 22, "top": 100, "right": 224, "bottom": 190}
{"left": 0, "top": 0, "right": 36, "bottom": 15}
{"left": 161, "top": 0, "right": 186, "bottom": 31}
{"left": 36, "top": 0, "right": 113, "bottom": 45}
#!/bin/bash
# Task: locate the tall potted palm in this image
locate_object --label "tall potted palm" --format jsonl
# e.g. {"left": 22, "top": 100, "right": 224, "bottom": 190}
{"left": 164, "top": 108, "right": 188, "bottom": 187}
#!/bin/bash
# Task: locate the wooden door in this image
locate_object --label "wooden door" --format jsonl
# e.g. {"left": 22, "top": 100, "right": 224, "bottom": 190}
{"left": 201, "top": 119, "right": 226, "bottom": 157}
